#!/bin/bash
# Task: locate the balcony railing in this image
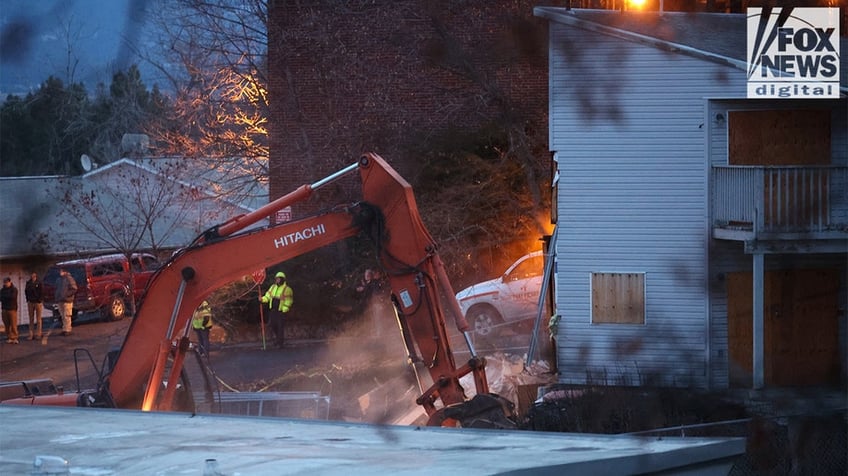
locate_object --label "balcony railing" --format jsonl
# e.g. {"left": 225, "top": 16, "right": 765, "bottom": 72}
{"left": 711, "top": 165, "right": 848, "bottom": 238}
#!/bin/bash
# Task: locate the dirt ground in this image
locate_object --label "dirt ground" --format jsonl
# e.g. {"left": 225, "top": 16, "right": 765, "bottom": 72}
{"left": 0, "top": 314, "right": 548, "bottom": 425}
{"left": 0, "top": 316, "right": 131, "bottom": 391}
{"left": 0, "top": 315, "right": 421, "bottom": 422}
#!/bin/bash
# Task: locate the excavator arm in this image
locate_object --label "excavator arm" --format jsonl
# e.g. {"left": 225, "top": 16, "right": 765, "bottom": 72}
{"left": 91, "top": 153, "right": 514, "bottom": 427}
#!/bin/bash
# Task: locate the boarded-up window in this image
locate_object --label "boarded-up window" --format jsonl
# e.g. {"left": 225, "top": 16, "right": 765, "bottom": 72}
{"left": 728, "top": 109, "right": 830, "bottom": 166}
{"left": 591, "top": 272, "right": 645, "bottom": 324}
{"left": 728, "top": 110, "right": 831, "bottom": 229}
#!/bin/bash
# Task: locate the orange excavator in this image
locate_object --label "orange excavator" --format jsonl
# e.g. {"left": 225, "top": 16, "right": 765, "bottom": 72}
{"left": 2, "top": 153, "right": 515, "bottom": 428}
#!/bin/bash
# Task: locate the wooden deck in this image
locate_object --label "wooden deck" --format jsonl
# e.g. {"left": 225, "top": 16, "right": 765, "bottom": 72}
{"left": 711, "top": 165, "right": 848, "bottom": 247}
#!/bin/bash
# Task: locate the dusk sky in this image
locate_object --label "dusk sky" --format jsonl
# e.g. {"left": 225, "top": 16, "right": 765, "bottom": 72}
{"left": 0, "top": 0, "right": 159, "bottom": 96}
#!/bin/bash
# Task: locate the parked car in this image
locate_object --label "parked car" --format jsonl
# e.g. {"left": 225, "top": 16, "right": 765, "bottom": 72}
{"left": 455, "top": 251, "right": 544, "bottom": 337}
{"left": 43, "top": 253, "right": 161, "bottom": 322}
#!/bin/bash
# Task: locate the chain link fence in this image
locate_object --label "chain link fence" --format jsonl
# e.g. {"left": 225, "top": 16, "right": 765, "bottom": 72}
{"left": 627, "top": 410, "right": 846, "bottom": 475}
{"left": 525, "top": 384, "right": 846, "bottom": 475}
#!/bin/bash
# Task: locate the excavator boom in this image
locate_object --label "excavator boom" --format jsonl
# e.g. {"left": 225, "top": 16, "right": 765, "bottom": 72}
{"left": 106, "top": 153, "right": 512, "bottom": 426}
{"left": 3, "top": 154, "right": 515, "bottom": 428}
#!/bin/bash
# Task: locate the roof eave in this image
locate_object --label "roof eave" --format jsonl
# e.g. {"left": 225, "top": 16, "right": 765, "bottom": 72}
{"left": 534, "top": 7, "right": 848, "bottom": 96}
{"left": 534, "top": 7, "right": 748, "bottom": 72}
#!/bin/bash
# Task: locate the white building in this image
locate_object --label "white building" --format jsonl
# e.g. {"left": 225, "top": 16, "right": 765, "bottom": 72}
{"left": 535, "top": 8, "right": 847, "bottom": 389}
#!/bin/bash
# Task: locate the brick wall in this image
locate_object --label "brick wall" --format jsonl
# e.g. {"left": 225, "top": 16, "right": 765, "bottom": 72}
{"left": 267, "top": 0, "right": 549, "bottom": 216}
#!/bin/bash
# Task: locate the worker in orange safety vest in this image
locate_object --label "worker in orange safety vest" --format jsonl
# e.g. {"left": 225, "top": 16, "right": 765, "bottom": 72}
{"left": 260, "top": 271, "right": 293, "bottom": 348}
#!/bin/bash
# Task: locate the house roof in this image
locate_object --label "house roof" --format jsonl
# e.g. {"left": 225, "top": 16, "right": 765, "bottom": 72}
{"left": 84, "top": 157, "right": 269, "bottom": 212}
{"left": 534, "top": 8, "right": 848, "bottom": 93}
{"left": 0, "top": 159, "right": 267, "bottom": 260}
{"left": 51, "top": 252, "right": 156, "bottom": 267}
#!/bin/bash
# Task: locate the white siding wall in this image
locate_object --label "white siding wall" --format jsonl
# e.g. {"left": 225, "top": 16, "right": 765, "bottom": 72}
{"left": 706, "top": 239, "right": 743, "bottom": 388}
{"left": 549, "top": 23, "right": 748, "bottom": 388}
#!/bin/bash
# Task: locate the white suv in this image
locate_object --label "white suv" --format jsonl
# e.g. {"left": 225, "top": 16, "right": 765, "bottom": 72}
{"left": 455, "top": 251, "right": 544, "bottom": 337}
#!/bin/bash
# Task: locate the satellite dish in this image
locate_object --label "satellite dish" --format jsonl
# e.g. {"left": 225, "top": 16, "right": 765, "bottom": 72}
{"left": 80, "top": 154, "right": 98, "bottom": 172}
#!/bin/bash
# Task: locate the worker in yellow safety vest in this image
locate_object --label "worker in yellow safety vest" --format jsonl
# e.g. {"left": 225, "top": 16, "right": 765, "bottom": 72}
{"left": 192, "top": 300, "right": 213, "bottom": 355}
{"left": 260, "top": 271, "right": 293, "bottom": 348}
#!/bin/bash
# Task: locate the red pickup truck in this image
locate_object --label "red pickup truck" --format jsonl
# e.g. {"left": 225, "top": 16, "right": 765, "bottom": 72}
{"left": 42, "top": 253, "right": 161, "bottom": 321}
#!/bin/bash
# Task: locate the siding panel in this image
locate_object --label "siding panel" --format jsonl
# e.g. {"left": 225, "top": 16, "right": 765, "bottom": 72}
{"left": 549, "top": 23, "right": 747, "bottom": 388}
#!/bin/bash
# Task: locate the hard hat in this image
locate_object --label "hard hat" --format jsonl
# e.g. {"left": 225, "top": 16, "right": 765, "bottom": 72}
{"left": 275, "top": 271, "right": 286, "bottom": 279}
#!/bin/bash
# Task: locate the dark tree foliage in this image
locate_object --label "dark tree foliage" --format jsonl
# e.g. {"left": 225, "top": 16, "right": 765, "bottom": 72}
{"left": 0, "top": 76, "right": 91, "bottom": 176}
{"left": 0, "top": 66, "right": 171, "bottom": 177}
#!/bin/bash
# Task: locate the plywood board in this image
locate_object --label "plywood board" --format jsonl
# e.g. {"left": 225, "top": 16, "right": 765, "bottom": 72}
{"left": 591, "top": 273, "right": 645, "bottom": 324}
{"left": 728, "top": 110, "right": 831, "bottom": 166}
{"left": 726, "top": 268, "right": 840, "bottom": 387}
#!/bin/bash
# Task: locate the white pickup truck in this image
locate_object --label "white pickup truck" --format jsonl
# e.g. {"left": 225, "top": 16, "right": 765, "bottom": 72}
{"left": 455, "top": 251, "right": 544, "bottom": 337}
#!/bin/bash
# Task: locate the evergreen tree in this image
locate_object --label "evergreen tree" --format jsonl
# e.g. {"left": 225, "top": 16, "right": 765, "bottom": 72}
{"left": 1, "top": 76, "right": 91, "bottom": 176}
{"left": 0, "top": 66, "right": 172, "bottom": 176}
